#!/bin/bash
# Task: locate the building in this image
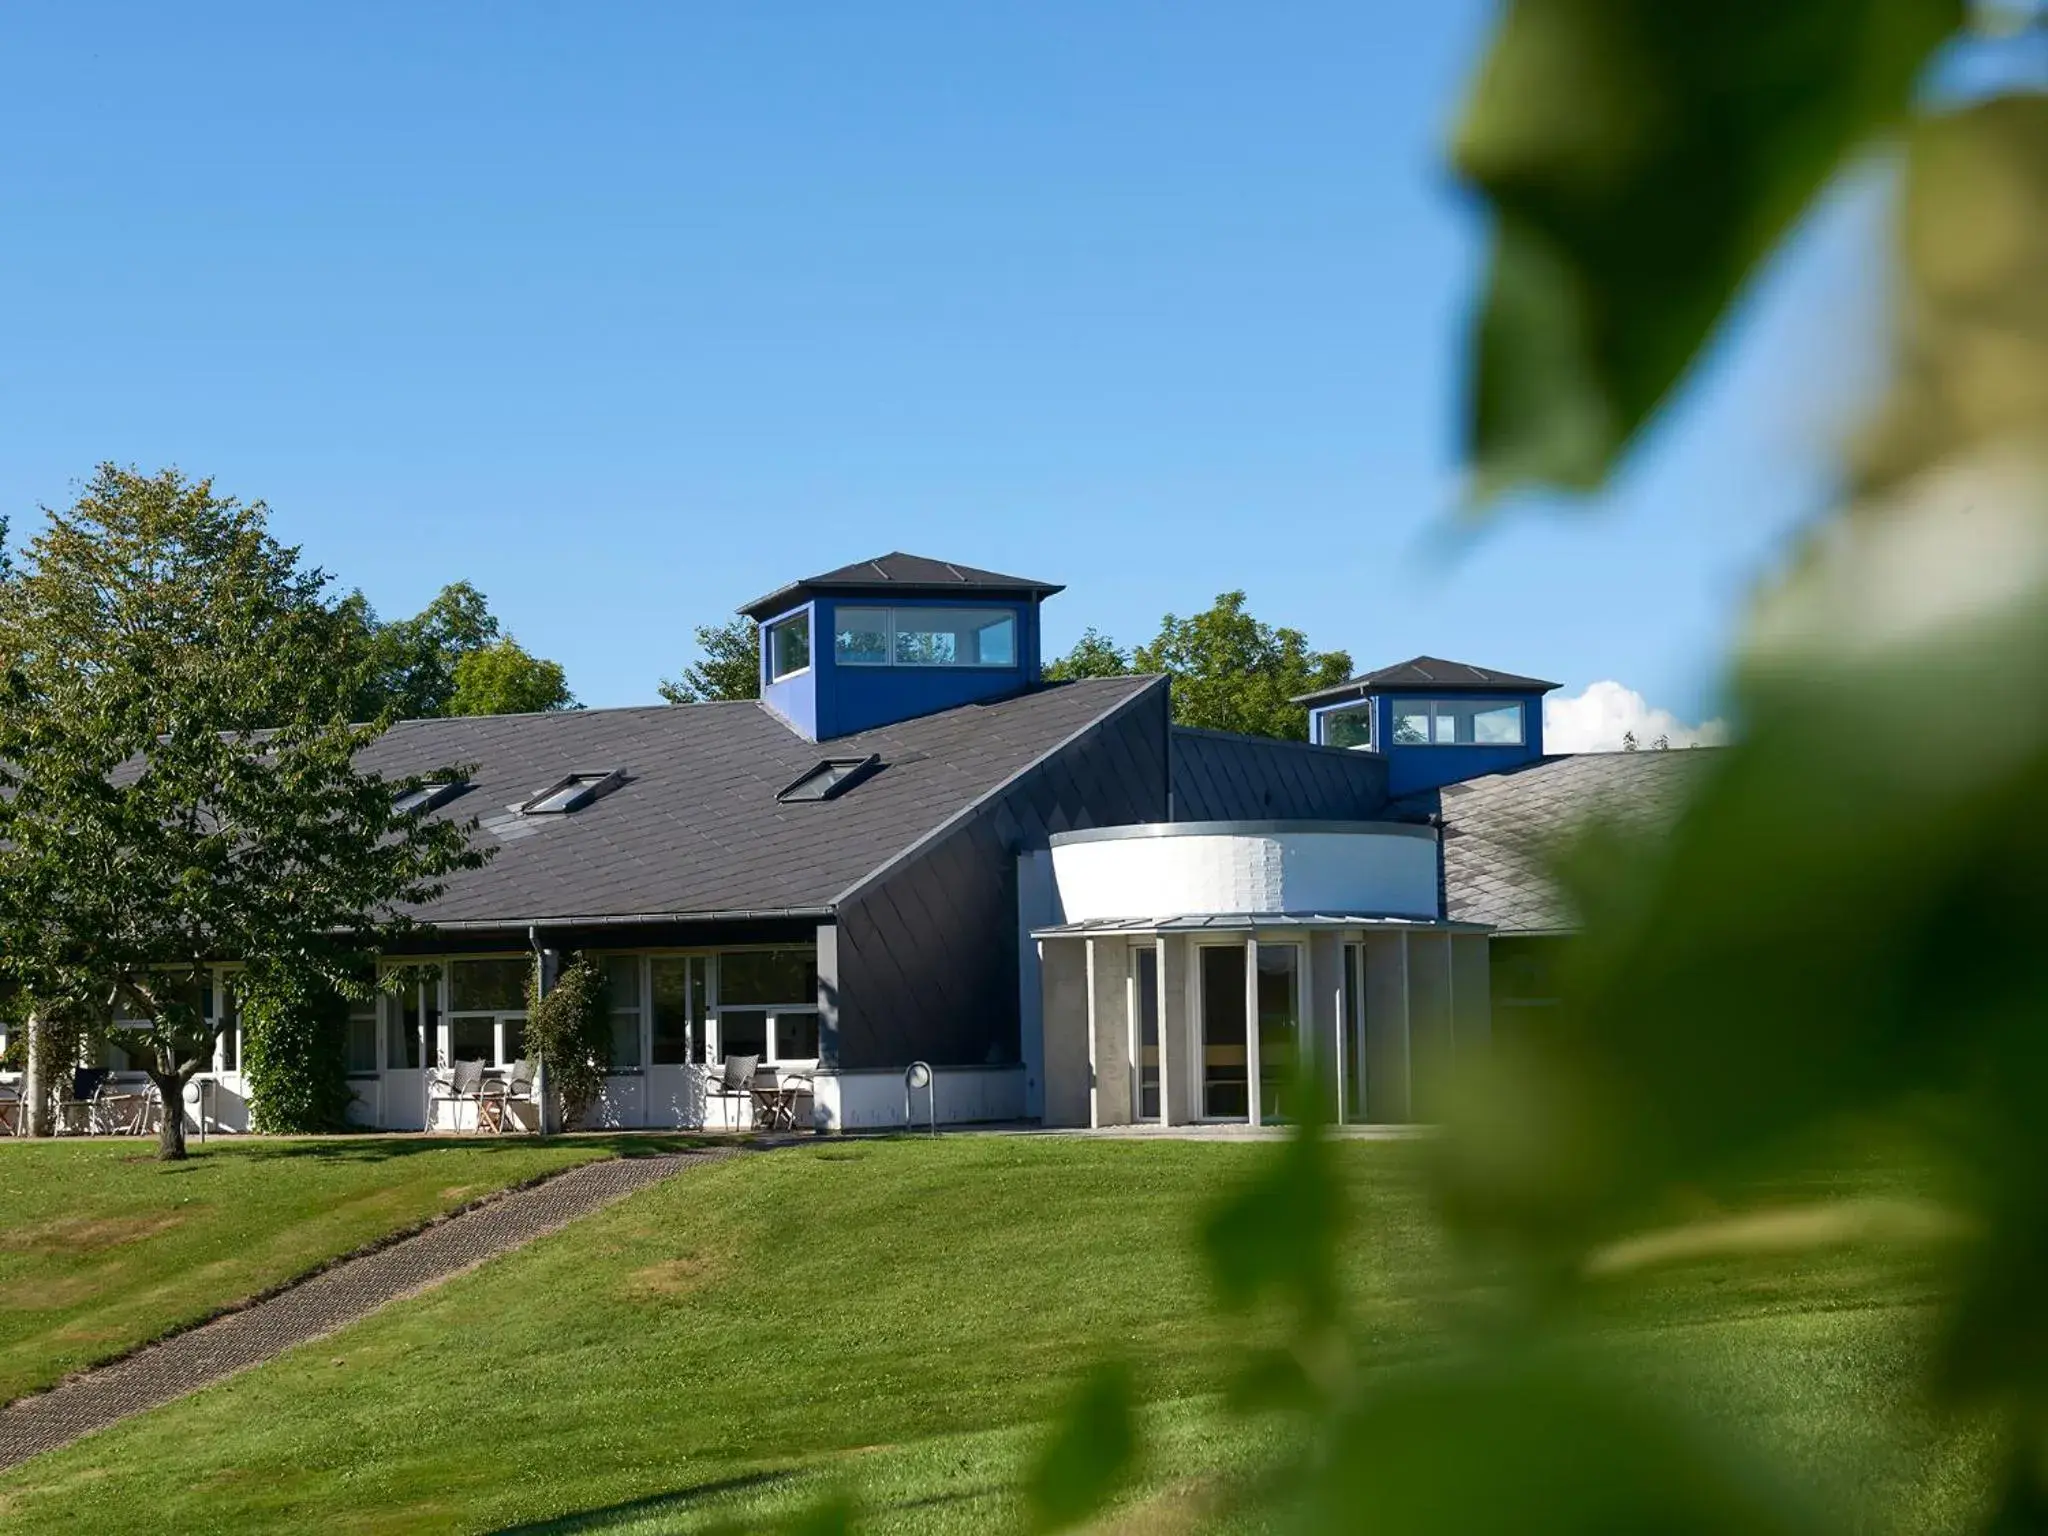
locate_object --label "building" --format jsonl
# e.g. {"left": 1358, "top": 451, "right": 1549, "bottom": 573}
{"left": 18, "top": 552, "right": 1708, "bottom": 1135}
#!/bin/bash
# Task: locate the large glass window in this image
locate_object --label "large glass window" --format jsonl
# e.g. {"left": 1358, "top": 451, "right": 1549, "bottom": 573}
{"left": 767, "top": 612, "right": 811, "bottom": 681}
{"left": 649, "top": 957, "right": 698, "bottom": 1065}
{"left": 1200, "top": 946, "right": 1248, "bottom": 1120}
{"left": 1257, "top": 945, "right": 1301, "bottom": 1122}
{"left": 1321, "top": 701, "right": 1375, "bottom": 751}
{"left": 386, "top": 974, "right": 440, "bottom": 1070}
{"left": 602, "top": 955, "right": 642, "bottom": 1074}
{"left": 719, "top": 950, "right": 817, "bottom": 1007}
{"left": 1135, "top": 946, "right": 1160, "bottom": 1121}
{"left": 834, "top": 606, "right": 1018, "bottom": 668}
{"left": 1390, "top": 697, "right": 1525, "bottom": 746}
{"left": 717, "top": 1009, "right": 769, "bottom": 1062}
{"left": 345, "top": 995, "right": 379, "bottom": 1077}
{"left": 450, "top": 958, "right": 528, "bottom": 1012}
{"left": 449, "top": 957, "right": 528, "bottom": 1066}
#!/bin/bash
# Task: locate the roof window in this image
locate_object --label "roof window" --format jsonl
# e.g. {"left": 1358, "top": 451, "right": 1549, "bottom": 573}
{"left": 777, "top": 754, "right": 881, "bottom": 804}
{"left": 520, "top": 770, "right": 627, "bottom": 815}
{"left": 394, "top": 780, "right": 468, "bottom": 816}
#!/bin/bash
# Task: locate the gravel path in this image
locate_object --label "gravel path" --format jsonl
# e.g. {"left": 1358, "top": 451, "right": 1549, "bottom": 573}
{"left": 0, "top": 1148, "right": 735, "bottom": 1473}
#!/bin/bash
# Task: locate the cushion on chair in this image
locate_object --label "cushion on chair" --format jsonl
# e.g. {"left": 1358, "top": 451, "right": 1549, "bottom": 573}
{"left": 719, "top": 1054, "right": 760, "bottom": 1091}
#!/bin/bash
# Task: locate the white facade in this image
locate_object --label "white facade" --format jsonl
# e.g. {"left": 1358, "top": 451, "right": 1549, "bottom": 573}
{"left": 1047, "top": 821, "right": 1440, "bottom": 924}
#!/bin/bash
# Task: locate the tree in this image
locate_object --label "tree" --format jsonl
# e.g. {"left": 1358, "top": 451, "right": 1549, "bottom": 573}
{"left": 1043, "top": 627, "right": 1134, "bottom": 682}
{"left": 660, "top": 618, "right": 760, "bottom": 703}
{"left": 342, "top": 581, "right": 574, "bottom": 720}
{"left": 1134, "top": 592, "right": 1351, "bottom": 741}
{"left": 0, "top": 466, "right": 488, "bottom": 1159}
{"left": 1621, "top": 729, "right": 1638, "bottom": 752}
{"left": 447, "top": 636, "right": 577, "bottom": 715}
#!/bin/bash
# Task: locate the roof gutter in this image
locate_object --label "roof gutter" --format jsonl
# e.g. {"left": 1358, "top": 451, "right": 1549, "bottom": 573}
{"left": 417, "top": 905, "right": 834, "bottom": 933}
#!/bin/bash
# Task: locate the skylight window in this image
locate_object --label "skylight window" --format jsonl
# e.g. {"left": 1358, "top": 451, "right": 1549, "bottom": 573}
{"left": 520, "top": 770, "right": 627, "bottom": 815}
{"left": 776, "top": 754, "right": 881, "bottom": 804}
{"left": 394, "top": 780, "right": 468, "bottom": 816}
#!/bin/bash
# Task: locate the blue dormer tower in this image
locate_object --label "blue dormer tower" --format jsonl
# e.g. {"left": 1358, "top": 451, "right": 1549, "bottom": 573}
{"left": 740, "top": 552, "right": 1061, "bottom": 741}
{"left": 1295, "top": 656, "right": 1558, "bottom": 796}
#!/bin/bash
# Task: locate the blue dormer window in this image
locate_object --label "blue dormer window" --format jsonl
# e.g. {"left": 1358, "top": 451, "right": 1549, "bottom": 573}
{"left": 767, "top": 611, "right": 811, "bottom": 682}
{"left": 835, "top": 606, "right": 1018, "bottom": 669}
{"left": 1391, "top": 697, "right": 1526, "bottom": 746}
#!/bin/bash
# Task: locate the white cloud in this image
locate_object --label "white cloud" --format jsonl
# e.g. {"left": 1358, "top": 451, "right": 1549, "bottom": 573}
{"left": 1543, "top": 681, "right": 1730, "bottom": 754}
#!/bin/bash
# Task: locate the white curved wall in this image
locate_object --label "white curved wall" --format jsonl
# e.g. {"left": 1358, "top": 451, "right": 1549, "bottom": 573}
{"left": 1049, "top": 824, "right": 1439, "bottom": 922}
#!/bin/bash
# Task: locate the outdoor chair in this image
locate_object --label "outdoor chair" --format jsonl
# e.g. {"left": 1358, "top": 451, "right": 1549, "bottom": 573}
{"left": 98, "top": 1078, "right": 161, "bottom": 1137}
{"left": 427, "top": 1058, "right": 486, "bottom": 1131}
{"left": 478, "top": 1058, "right": 536, "bottom": 1134}
{"left": 57, "top": 1068, "right": 109, "bottom": 1135}
{"left": 0, "top": 1080, "right": 24, "bottom": 1137}
{"left": 705, "top": 1054, "right": 760, "bottom": 1130}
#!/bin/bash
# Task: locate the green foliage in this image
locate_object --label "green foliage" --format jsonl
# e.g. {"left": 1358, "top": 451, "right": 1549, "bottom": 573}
{"left": 1134, "top": 591, "right": 1351, "bottom": 740}
{"left": 525, "top": 952, "right": 608, "bottom": 1127}
{"left": 1046, "top": 597, "right": 1348, "bottom": 740}
{"left": 1455, "top": 0, "right": 1962, "bottom": 497}
{"left": 1041, "top": 626, "right": 1133, "bottom": 682}
{"left": 1023, "top": 1361, "right": 1138, "bottom": 1533}
{"left": 237, "top": 967, "right": 354, "bottom": 1134}
{"left": 447, "top": 634, "right": 577, "bottom": 715}
{"left": 0, "top": 465, "right": 489, "bottom": 1158}
{"left": 660, "top": 617, "right": 761, "bottom": 703}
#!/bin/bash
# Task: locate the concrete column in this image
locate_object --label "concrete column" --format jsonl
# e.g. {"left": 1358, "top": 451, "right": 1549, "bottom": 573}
{"left": 1160, "top": 934, "right": 1194, "bottom": 1126}
{"left": 1308, "top": 931, "right": 1343, "bottom": 1123}
{"left": 1040, "top": 938, "right": 1091, "bottom": 1128}
{"left": 1087, "top": 938, "right": 1133, "bottom": 1128}
{"left": 1408, "top": 931, "right": 1455, "bottom": 1123}
{"left": 1362, "top": 931, "right": 1410, "bottom": 1123}
{"left": 814, "top": 922, "right": 843, "bottom": 1072}
{"left": 1243, "top": 936, "right": 1261, "bottom": 1126}
{"left": 1451, "top": 933, "right": 1492, "bottom": 1054}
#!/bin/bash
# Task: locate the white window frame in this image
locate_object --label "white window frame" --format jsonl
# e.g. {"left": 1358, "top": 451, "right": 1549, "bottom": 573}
{"left": 1319, "top": 699, "right": 1376, "bottom": 751}
{"left": 1389, "top": 697, "right": 1527, "bottom": 748}
{"left": 766, "top": 610, "right": 812, "bottom": 683}
{"left": 832, "top": 605, "right": 1020, "bottom": 670}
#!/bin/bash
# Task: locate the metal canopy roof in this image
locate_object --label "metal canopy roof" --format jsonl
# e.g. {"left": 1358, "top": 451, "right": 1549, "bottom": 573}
{"left": 1032, "top": 912, "right": 1491, "bottom": 938}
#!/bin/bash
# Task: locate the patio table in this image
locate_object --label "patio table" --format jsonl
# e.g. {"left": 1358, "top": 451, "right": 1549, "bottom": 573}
{"left": 749, "top": 1075, "right": 811, "bottom": 1132}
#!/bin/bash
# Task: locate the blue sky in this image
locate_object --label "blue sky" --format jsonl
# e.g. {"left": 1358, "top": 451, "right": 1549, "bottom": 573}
{"left": 0, "top": 2, "right": 1886, "bottom": 725}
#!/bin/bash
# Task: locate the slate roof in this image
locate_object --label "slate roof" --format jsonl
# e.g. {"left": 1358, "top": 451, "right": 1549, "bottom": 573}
{"left": 740, "top": 551, "right": 1065, "bottom": 620}
{"left": 354, "top": 674, "right": 1162, "bottom": 928}
{"left": 1391, "top": 750, "right": 1717, "bottom": 933}
{"left": 1294, "top": 655, "right": 1561, "bottom": 707}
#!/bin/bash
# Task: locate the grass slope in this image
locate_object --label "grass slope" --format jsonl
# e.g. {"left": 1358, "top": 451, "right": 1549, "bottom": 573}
{"left": 0, "top": 1135, "right": 690, "bottom": 1404}
{"left": 0, "top": 1138, "right": 1988, "bottom": 1534}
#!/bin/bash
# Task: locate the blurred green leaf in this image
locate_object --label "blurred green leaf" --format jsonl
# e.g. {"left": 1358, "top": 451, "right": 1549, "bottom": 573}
{"left": 1024, "top": 1360, "right": 1139, "bottom": 1534}
{"left": 1454, "top": 0, "right": 1963, "bottom": 496}
{"left": 1853, "top": 92, "right": 2048, "bottom": 495}
{"left": 1202, "top": 1078, "right": 1344, "bottom": 1324}
{"left": 1292, "top": 1350, "right": 1835, "bottom": 1534}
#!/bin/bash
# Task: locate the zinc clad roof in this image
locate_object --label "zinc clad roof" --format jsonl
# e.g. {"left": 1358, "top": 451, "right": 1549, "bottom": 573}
{"left": 356, "top": 674, "right": 1161, "bottom": 926}
{"left": 740, "top": 551, "right": 1065, "bottom": 620}
{"left": 1391, "top": 749, "right": 1716, "bottom": 933}
{"left": 1294, "top": 655, "right": 1562, "bottom": 707}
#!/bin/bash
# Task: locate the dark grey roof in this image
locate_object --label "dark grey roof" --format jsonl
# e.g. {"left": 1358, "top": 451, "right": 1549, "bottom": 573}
{"left": 740, "top": 551, "right": 1065, "bottom": 620}
{"left": 1294, "top": 655, "right": 1561, "bottom": 707}
{"left": 356, "top": 675, "right": 1162, "bottom": 928}
{"left": 1391, "top": 750, "right": 1716, "bottom": 933}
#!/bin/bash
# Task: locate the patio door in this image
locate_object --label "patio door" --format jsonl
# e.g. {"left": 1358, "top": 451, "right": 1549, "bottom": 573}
{"left": 379, "top": 974, "right": 440, "bottom": 1132}
{"left": 1256, "top": 944, "right": 1302, "bottom": 1123}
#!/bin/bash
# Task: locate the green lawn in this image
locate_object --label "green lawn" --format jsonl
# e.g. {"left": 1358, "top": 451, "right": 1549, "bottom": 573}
{"left": 0, "top": 1135, "right": 696, "bottom": 1404}
{"left": 0, "top": 1138, "right": 1991, "bottom": 1534}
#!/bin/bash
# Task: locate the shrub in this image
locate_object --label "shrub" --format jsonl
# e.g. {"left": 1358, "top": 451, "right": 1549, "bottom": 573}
{"left": 526, "top": 953, "right": 609, "bottom": 1127}
{"left": 240, "top": 967, "right": 355, "bottom": 1133}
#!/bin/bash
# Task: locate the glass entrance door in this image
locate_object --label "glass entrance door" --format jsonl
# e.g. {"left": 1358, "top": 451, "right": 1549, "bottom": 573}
{"left": 1131, "top": 946, "right": 1160, "bottom": 1121}
{"left": 1256, "top": 944, "right": 1302, "bottom": 1123}
{"left": 1200, "top": 946, "right": 1249, "bottom": 1119}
